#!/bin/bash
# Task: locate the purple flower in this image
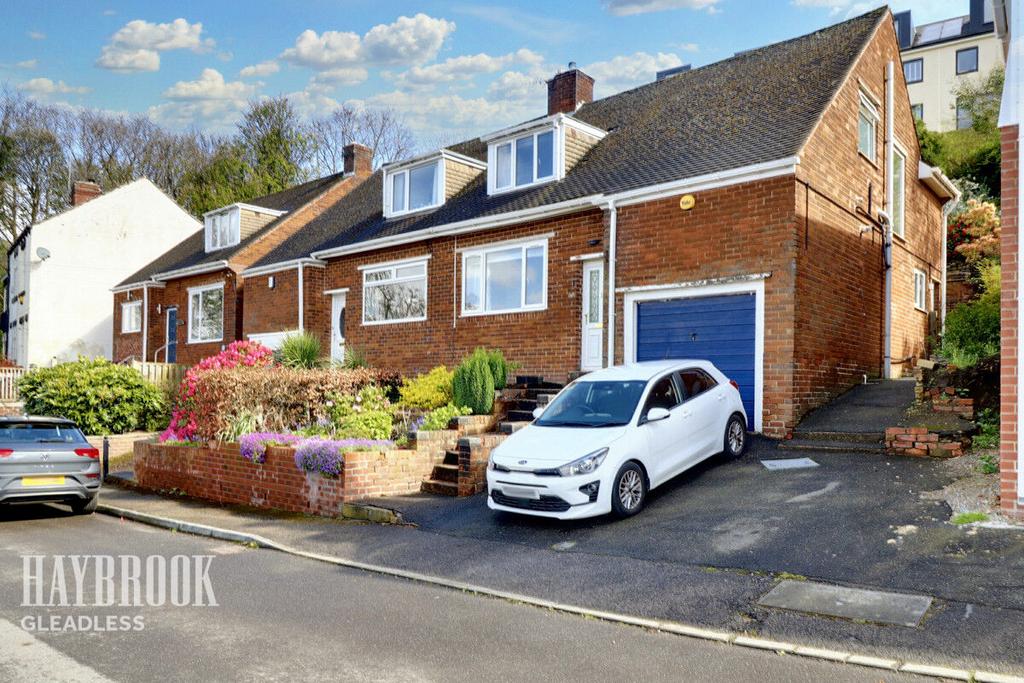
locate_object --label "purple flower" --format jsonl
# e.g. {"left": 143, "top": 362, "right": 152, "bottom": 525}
{"left": 239, "top": 432, "right": 302, "bottom": 464}
{"left": 293, "top": 438, "right": 393, "bottom": 477}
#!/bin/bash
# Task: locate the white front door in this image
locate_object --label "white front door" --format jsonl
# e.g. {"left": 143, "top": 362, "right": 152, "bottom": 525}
{"left": 581, "top": 261, "right": 604, "bottom": 371}
{"left": 330, "top": 293, "right": 347, "bottom": 363}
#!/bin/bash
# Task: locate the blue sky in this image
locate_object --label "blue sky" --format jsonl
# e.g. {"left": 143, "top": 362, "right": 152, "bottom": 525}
{"left": 1, "top": 1, "right": 964, "bottom": 142}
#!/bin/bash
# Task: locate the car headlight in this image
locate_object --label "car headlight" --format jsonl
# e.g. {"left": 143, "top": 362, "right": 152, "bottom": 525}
{"left": 487, "top": 453, "right": 495, "bottom": 471}
{"left": 557, "top": 448, "right": 609, "bottom": 477}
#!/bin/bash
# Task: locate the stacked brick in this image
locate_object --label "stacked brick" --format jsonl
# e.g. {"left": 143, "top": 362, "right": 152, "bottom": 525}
{"left": 885, "top": 427, "right": 969, "bottom": 458}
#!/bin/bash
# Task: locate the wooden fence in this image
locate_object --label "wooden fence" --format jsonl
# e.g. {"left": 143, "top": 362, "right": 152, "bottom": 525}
{"left": 0, "top": 367, "right": 25, "bottom": 401}
{"left": 130, "top": 361, "right": 187, "bottom": 392}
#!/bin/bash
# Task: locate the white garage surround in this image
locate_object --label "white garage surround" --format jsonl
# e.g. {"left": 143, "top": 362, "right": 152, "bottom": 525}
{"left": 619, "top": 274, "right": 767, "bottom": 433}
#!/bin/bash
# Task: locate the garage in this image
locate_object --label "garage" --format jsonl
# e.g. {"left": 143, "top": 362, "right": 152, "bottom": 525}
{"left": 632, "top": 290, "right": 758, "bottom": 429}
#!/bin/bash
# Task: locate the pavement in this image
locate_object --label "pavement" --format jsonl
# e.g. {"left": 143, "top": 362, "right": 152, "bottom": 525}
{"left": 794, "top": 380, "right": 916, "bottom": 433}
{"left": 93, "top": 436, "right": 1024, "bottom": 677}
{"left": 0, "top": 505, "right": 925, "bottom": 682}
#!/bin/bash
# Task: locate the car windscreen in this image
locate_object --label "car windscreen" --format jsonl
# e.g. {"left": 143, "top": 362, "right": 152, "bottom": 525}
{"left": 0, "top": 422, "right": 87, "bottom": 444}
{"left": 535, "top": 380, "right": 648, "bottom": 428}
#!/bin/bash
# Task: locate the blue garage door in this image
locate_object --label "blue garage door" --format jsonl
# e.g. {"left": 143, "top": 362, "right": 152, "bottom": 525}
{"left": 636, "top": 293, "right": 756, "bottom": 428}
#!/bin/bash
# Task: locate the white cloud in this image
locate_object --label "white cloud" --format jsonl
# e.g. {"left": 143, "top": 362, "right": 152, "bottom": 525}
{"left": 349, "top": 88, "right": 536, "bottom": 139}
{"left": 674, "top": 42, "right": 699, "bottom": 52}
{"left": 240, "top": 60, "right": 280, "bottom": 78}
{"left": 604, "top": 0, "right": 721, "bottom": 16}
{"left": 27, "top": 31, "right": 45, "bottom": 40}
{"left": 287, "top": 83, "right": 342, "bottom": 119}
{"left": 392, "top": 48, "right": 543, "bottom": 89}
{"left": 487, "top": 70, "right": 547, "bottom": 102}
{"left": 150, "top": 68, "right": 255, "bottom": 129}
{"left": 281, "top": 13, "right": 455, "bottom": 70}
{"left": 452, "top": 5, "right": 584, "bottom": 44}
{"left": 162, "top": 68, "right": 254, "bottom": 101}
{"left": 96, "top": 18, "right": 214, "bottom": 73}
{"left": 19, "top": 78, "right": 91, "bottom": 95}
{"left": 585, "top": 51, "right": 684, "bottom": 96}
{"left": 311, "top": 67, "right": 369, "bottom": 87}
{"left": 16, "top": 59, "right": 38, "bottom": 69}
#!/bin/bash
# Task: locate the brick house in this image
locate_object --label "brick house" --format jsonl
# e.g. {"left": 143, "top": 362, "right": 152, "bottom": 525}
{"left": 239, "top": 8, "right": 954, "bottom": 437}
{"left": 111, "top": 144, "right": 373, "bottom": 366}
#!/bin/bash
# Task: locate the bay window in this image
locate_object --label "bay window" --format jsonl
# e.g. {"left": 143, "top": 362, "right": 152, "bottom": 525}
{"left": 362, "top": 258, "right": 428, "bottom": 324}
{"left": 462, "top": 239, "right": 547, "bottom": 315}
{"left": 188, "top": 283, "right": 224, "bottom": 343}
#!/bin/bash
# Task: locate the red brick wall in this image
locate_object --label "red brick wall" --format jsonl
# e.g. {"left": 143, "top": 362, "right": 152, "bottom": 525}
{"left": 1001, "top": 124, "right": 1020, "bottom": 517}
{"left": 243, "top": 269, "right": 299, "bottom": 336}
{"left": 133, "top": 441, "right": 443, "bottom": 514}
{"left": 112, "top": 290, "right": 143, "bottom": 363}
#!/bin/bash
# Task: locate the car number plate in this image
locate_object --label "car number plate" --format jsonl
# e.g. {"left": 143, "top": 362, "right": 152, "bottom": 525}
{"left": 502, "top": 485, "right": 540, "bottom": 500}
{"left": 22, "top": 476, "right": 65, "bottom": 487}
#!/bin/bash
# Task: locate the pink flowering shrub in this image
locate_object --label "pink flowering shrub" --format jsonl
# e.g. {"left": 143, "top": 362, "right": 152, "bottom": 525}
{"left": 160, "top": 341, "right": 275, "bottom": 442}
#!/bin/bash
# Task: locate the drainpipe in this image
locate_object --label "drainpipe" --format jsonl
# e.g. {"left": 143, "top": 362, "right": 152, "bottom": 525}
{"left": 606, "top": 200, "right": 617, "bottom": 368}
{"left": 297, "top": 263, "right": 305, "bottom": 332}
{"left": 141, "top": 286, "right": 149, "bottom": 362}
{"left": 883, "top": 60, "right": 895, "bottom": 379}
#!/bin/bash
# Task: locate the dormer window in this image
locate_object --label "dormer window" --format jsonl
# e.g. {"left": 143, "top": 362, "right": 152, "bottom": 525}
{"left": 382, "top": 151, "right": 486, "bottom": 219}
{"left": 494, "top": 130, "right": 555, "bottom": 191}
{"left": 205, "top": 207, "right": 240, "bottom": 251}
{"left": 389, "top": 161, "right": 439, "bottom": 216}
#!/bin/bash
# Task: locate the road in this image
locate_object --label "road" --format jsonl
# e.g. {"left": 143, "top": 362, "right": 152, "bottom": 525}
{"left": 0, "top": 504, "right": 923, "bottom": 682}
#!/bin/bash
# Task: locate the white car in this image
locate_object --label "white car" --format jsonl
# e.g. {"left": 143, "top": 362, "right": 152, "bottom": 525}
{"left": 486, "top": 360, "right": 747, "bottom": 520}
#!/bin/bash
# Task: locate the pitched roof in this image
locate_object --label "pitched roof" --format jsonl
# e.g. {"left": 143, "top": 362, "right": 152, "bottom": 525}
{"left": 117, "top": 172, "right": 345, "bottom": 286}
{"left": 252, "top": 7, "right": 888, "bottom": 269}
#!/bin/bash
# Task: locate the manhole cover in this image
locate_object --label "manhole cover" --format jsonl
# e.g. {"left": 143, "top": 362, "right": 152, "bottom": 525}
{"left": 758, "top": 580, "right": 932, "bottom": 627}
{"left": 760, "top": 458, "right": 819, "bottom": 471}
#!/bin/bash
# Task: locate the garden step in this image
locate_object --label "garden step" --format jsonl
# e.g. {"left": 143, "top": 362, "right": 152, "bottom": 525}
{"left": 431, "top": 464, "right": 459, "bottom": 483}
{"left": 443, "top": 449, "right": 460, "bottom": 466}
{"left": 508, "top": 398, "right": 539, "bottom": 411}
{"left": 791, "top": 430, "right": 886, "bottom": 444}
{"left": 421, "top": 479, "right": 459, "bottom": 496}
{"left": 498, "top": 421, "right": 531, "bottom": 435}
{"left": 778, "top": 439, "right": 883, "bottom": 454}
{"left": 506, "top": 409, "right": 537, "bottom": 422}
{"left": 537, "top": 393, "right": 558, "bottom": 406}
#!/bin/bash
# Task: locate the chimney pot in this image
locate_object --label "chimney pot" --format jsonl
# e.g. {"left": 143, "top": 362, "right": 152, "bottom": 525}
{"left": 546, "top": 66, "right": 594, "bottom": 116}
{"left": 343, "top": 143, "right": 373, "bottom": 177}
{"left": 71, "top": 180, "right": 102, "bottom": 207}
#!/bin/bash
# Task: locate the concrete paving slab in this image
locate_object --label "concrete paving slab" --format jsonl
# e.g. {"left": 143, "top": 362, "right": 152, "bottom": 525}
{"left": 758, "top": 580, "right": 932, "bottom": 627}
{"left": 761, "top": 457, "right": 819, "bottom": 470}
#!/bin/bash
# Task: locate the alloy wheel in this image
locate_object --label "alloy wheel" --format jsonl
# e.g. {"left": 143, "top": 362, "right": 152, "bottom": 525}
{"left": 618, "top": 469, "right": 643, "bottom": 510}
{"left": 728, "top": 420, "right": 745, "bottom": 454}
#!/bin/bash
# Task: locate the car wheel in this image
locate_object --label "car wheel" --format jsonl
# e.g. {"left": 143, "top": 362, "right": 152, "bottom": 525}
{"left": 70, "top": 496, "right": 98, "bottom": 515}
{"left": 611, "top": 462, "right": 647, "bottom": 517}
{"left": 723, "top": 414, "right": 747, "bottom": 459}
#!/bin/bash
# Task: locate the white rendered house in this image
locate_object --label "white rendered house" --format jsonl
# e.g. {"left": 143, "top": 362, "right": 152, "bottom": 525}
{"left": 5, "top": 179, "right": 199, "bottom": 367}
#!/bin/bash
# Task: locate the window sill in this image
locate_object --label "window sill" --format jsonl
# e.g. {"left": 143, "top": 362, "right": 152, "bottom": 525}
{"left": 187, "top": 338, "right": 224, "bottom": 345}
{"left": 914, "top": 306, "right": 928, "bottom": 314}
{"left": 361, "top": 317, "right": 427, "bottom": 326}
{"left": 488, "top": 177, "right": 557, "bottom": 197}
{"left": 892, "top": 232, "right": 906, "bottom": 243}
{"left": 385, "top": 204, "right": 441, "bottom": 221}
{"left": 460, "top": 305, "right": 548, "bottom": 318}
{"left": 120, "top": 330, "right": 142, "bottom": 335}
{"left": 858, "top": 151, "right": 878, "bottom": 168}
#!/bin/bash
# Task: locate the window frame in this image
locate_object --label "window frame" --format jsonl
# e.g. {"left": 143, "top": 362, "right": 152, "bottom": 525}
{"left": 910, "top": 103, "right": 924, "bottom": 120}
{"left": 857, "top": 92, "right": 880, "bottom": 163}
{"left": 677, "top": 368, "right": 719, "bottom": 402}
{"left": 892, "top": 143, "right": 907, "bottom": 239}
{"left": 956, "top": 46, "right": 978, "bottom": 75}
{"left": 120, "top": 300, "right": 142, "bottom": 334}
{"left": 913, "top": 269, "right": 927, "bottom": 312}
{"left": 902, "top": 58, "right": 923, "bottom": 84}
{"left": 460, "top": 237, "right": 549, "bottom": 317}
{"left": 384, "top": 160, "right": 443, "bottom": 218}
{"left": 360, "top": 257, "right": 430, "bottom": 326}
{"left": 204, "top": 208, "right": 241, "bottom": 252}
{"left": 488, "top": 126, "right": 558, "bottom": 195}
{"left": 639, "top": 373, "right": 683, "bottom": 424}
{"left": 956, "top": 99, "right": 974, "bottom": 130}
{"left": 186, "top": 282, "right": 225, "bottom": 344}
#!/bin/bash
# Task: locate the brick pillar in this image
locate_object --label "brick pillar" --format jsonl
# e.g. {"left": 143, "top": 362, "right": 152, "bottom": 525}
{"left": 1001, "top": 124, "right": 1021, "bottom": 517}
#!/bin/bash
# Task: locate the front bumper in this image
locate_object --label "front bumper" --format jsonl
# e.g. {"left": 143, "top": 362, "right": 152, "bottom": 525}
{"left": 486, "top": 467, "right": 611, "bottom": 520}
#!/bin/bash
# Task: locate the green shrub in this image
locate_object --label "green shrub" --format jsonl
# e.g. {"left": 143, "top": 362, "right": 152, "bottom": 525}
{"left": 19, "top": 358, "right": 167, "bottom": 435}
{"left": 399, "top": 366, "right": 454, "bottom": 410}
{"left": 342, "top": 345, "right": 369, "bottom": 369}
{"left": 278, "top": 332, "right": 323, "bottom": 369}
{"left": 973, "top": 408, "right": 999, "bottom": 450}
{"left": 421, "top": 404, "right": 472, "bottom": 431}
{"left": 328, "top": 384, "right": 394, "bottom": 440}
{"left": 452, "top": 353, "right": 495, "bottom": 415}
{"left": 941, "top": 297, "right": 1000, "bottom": 367}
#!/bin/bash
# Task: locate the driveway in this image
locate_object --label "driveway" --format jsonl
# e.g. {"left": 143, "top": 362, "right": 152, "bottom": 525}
{"left": 379, "top": 437, "right": 1024, "bottom": 611}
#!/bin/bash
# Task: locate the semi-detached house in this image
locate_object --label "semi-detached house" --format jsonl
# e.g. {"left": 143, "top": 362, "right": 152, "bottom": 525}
{"left": 235, "top": 8, "right": 955, "bottom": 438}
{"left": 111, "top": 144, "right": 373, "bottom": 366}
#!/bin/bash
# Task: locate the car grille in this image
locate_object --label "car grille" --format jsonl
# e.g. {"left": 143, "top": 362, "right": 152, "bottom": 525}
{"left": 491, "top": 490, "right": 571, "bottom": 512}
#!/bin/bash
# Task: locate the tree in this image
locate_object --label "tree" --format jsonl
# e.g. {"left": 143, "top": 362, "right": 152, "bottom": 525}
{"left": 952, "top": 66, "right": 1004, "bottom": 135}
{"left": 237, "top": 96, "right": 309, "bottom": 195}
{"left": 307, "top": 106, "right": 414, "bottom": 175}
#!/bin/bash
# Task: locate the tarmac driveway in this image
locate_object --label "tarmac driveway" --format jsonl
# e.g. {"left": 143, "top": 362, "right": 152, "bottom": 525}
{"left": 380, "top": 438, "right": 1024, "bottom": 611}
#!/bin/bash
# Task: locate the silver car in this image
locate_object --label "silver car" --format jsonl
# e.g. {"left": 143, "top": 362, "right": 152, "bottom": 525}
{"left": 0, "top": 416, "right": 101, "bottom": 514}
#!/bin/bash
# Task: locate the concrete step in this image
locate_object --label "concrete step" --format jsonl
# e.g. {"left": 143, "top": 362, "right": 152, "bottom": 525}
{"left": 779, "top": 439, "right": 883, "bottom": 454}
{"left": 431, "top": 463, "right": 459, "bottom": 483}
{"left": 498, "top": 421, "right": 531, "bottom": 435}
{"left": 507, "top": 409, "right": 536, "bottom": 422}
{"left": 421, "top": 479, "right": 459, "bottom": 496}
{"left": 442, "top": 449, "right": 460, "bottom": 466}
{"left": 507, "top": 398, "right": 539, "bottom": 411}
{"left": 791, "top": 430, "right": 886, "bottom": 444}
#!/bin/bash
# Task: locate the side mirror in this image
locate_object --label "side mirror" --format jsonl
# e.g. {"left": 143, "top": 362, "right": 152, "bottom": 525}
{"left": 645, "top": 407, "right": 670, "bottom": 423}
{"left": 532, "top": 407, "right": 544, "bottom": 420}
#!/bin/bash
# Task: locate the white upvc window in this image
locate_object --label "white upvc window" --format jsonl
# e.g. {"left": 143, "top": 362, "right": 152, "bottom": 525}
{"left": 121, "top": 301, "right": 142, "bottom": 333}
{"left": 187, "top": 283, "right": 224, "bottom": 343}
{"left": 384, "top": 160, "right": 442, "bottom": 218}
{"left": 858, "top": 92, "right": 879, "bottom": 161}
{"left": 913, "top": 269, "right": 927, "bottom": 311}
{"left": 490, "top": 128, "right": 556, "bottom": 193}
{"left": 892, "top": 145, "right": 907, "bottom": 238}
{"left": 205, "top": 208, "right": 241, "bottom": 251}
{"left": 461, "top": 238, "right": 548, "bottom": 316}
{"left": 362, "top": 258, "right": 429, "bottom": 325}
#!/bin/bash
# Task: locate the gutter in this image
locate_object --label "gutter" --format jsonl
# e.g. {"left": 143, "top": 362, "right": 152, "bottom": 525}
{"left": 241, "top": 258, "right": 326, "bottom": 278}
{"left": 111, "top": 281, "right": 165, "bottom": 294}
{"left": 151, "top": 260, "right": 230, "bottom": 282}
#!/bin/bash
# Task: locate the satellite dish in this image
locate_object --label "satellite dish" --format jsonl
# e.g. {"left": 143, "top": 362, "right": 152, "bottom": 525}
{"left": 36, "top": 247, "right": 51, "bottom": 261}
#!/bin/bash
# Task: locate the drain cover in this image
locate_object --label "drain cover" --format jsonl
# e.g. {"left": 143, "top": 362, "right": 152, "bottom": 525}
{"left": 758, "top": 580, "right": 932, "bottom": 627}
{"left": 760, "top": 458, "right": 819, "bottom": 471}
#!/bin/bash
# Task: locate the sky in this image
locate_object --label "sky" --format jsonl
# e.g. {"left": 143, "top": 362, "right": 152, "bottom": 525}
{"left": 1, "top": 0, "right": 967, "bottom": 143}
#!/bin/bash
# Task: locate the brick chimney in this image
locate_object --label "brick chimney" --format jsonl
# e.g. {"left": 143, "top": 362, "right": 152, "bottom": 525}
{"left": 71, "top": 180, "right": 102, "bottom": 207}
{"left": 343, "top": 143, "right": 373, "bottom": 177}
{"left": 547, "top": 63, "right": 594, "bottom": 115}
